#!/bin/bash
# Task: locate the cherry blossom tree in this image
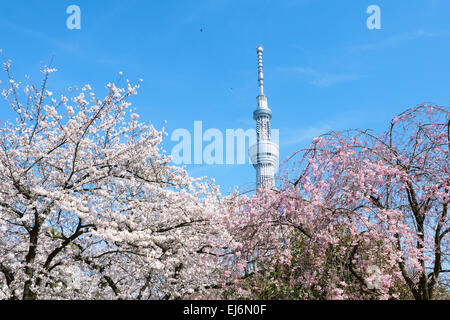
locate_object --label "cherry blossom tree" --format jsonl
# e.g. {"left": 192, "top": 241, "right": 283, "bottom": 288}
{"left": 222, "top": 105, "right": 449, "bottom": 300}
{"left": 0, "top": 60, "right": 229, "bottom": 300}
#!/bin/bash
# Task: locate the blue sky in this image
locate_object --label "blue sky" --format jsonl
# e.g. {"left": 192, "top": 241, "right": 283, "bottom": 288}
{"left": 1, "top": 0, "right": 450, "bottom": 194}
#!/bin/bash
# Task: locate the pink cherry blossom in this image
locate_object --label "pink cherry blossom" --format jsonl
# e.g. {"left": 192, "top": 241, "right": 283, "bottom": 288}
{"left": 220, "top": 105, "right": 449, "bottom": 300}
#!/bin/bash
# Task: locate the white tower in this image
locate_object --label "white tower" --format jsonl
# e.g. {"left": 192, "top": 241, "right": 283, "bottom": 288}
{"left": 249, "top": 45, "right": 279, "bottom": 189}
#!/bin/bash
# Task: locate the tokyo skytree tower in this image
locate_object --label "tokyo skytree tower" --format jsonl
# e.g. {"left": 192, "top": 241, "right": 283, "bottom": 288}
{"left": 249, "top": 45, "right": 279, "bottom": 189}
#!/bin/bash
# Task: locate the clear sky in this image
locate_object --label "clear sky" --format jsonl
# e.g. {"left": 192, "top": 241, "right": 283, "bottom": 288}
{"left": 1, "top": 0, "right": 450, "bottom": 194}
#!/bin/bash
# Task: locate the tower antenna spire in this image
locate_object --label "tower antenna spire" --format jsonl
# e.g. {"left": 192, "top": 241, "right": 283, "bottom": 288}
{"left": 257, "top": 45, "right": 264, "bottom": 96}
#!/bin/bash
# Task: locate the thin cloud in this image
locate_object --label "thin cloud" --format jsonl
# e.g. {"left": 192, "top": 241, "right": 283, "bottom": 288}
{"left": 281, "top": 107, "right": 385, "bottom": 148}
{"left": 350, "top": 29, "right": 450, "bottom": 52}
{"left": 276, "top": 66, "right": 364, "bottom": 88}
{"left": 0, "top": 18, "right": 81, "bottom": 54}
{"left": 282, "top": 122, "right": 333, "bottom": 147}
